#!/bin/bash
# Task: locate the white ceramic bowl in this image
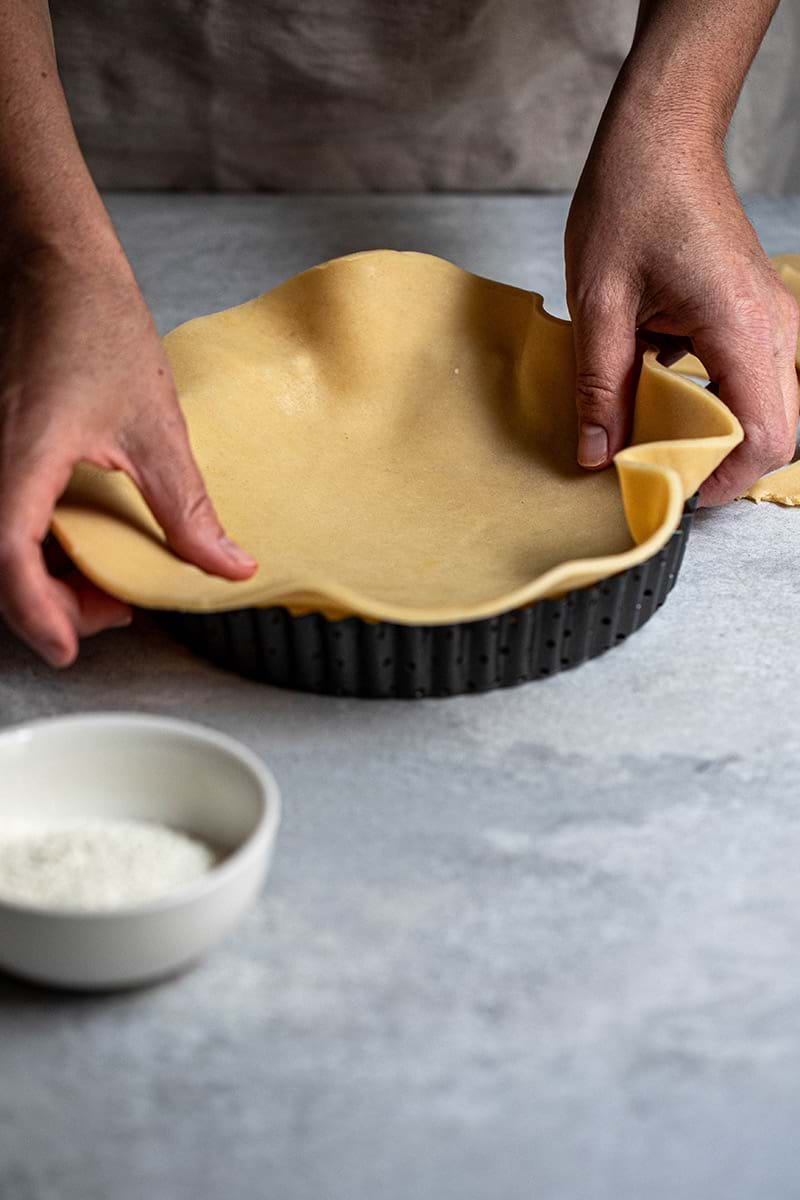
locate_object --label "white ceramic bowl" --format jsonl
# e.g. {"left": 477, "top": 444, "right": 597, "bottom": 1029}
{"left": 0, "top": 713, "right": 281, "bottom": 991}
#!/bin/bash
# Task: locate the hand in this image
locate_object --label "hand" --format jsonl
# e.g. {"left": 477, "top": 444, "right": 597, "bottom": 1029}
{"left": 0, "top": 237, "right": 257, "bottom": 668}
{"left": 565, "top": 133, "right": 799, "bottom": 505}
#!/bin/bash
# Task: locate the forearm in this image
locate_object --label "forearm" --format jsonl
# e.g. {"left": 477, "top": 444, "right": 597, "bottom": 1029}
{"left": 604, "top": 0, "right": 781, "bottom": 154}
{"left": 0, "top": 0, "right": 115, "bottom": 256}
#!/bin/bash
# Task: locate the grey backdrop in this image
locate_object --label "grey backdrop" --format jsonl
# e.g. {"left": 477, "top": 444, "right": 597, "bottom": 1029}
{"left": 52, "top": 0, "right": 800, "bottom": 193}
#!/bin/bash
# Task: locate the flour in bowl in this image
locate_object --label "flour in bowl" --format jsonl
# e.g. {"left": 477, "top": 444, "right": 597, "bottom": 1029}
{"left": 0, "top": 819, "right": 217, "bottom": 911}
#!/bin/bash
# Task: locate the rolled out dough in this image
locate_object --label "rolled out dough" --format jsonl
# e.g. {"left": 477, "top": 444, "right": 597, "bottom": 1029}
{"left": 51, "top": 251, "right": 741, "bottom": 624}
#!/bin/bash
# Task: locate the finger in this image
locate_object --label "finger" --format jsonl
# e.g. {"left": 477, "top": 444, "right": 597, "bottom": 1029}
{"left": 694, "top": 322, "right": 799, "bottom": 506}
{"left": 0, "top": 543, "right": 78, "bottom": 666}
{"left": 0, "top": 457, "right": 82, "bottom": 666}
{"left": 55, "top": 570, "right": 133, "bottom": 638}
{"left": 570, "top": 292, "right": 639, "bottom": 469}
{"left": 43, "top": 542, "right": 133, "bottom": 633}
{"left": 1, "top": 553, "right": 132, "bottom": 667}
{"left": 125, "top": 408, "right": 257, "bottom": 580}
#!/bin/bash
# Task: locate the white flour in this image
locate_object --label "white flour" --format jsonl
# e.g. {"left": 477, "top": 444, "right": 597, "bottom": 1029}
{"left": 0, "top": 819, "right": 217, "bottom": 911}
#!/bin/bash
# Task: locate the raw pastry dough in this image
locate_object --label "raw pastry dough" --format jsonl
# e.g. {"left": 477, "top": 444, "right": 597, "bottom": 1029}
{"left": 52, "top": 251, "right": 741, "bottom": 624}
{"left": 743, "top": 459, "right": 800, "bottom": 506}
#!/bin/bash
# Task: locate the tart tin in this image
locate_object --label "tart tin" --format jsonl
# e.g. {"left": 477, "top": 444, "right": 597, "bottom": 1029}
{"left": 159, "top": 498, "right": 696, "bottom": 699}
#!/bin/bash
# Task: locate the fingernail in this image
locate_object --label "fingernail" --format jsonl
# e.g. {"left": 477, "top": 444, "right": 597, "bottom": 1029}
{"left": 578, "top": 422, "right": 609, "bottom": 468}
{"left": 111, "top": 613, "right": 133, "bottom": 629}
{"left": 219, "top": 536, "right": 257, "bottom": 568}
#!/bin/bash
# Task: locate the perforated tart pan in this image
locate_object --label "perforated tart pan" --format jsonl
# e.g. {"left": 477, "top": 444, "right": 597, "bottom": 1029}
{"left": 158, "top": 496, "right": 696, "bottom": 698}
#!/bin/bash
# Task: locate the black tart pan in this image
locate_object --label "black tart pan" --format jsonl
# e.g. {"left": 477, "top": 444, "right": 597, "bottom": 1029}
{"left": 158, "top": 497, "right": 697, "bottom": 699}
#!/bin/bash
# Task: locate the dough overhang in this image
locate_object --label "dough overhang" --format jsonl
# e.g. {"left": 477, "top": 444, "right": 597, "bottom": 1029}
{"left": 51, "top": 250, "right": 742, "bottom": 624}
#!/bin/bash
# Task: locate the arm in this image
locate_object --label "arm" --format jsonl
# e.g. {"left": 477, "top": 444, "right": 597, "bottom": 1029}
{"left": 0, "top": 1, "right": 113, "bottom": 256}
{"left": 565, "top": 0, "right": 799, "bottom": 504}
{"left": 0, "top": 1, "right": 256, "bottom": 667}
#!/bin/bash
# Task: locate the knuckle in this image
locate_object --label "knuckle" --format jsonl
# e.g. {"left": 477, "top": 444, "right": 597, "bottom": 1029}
{"left": 575, "top": 371, "right": 619, "bottom": 421}
{"left": 159, "top": 403, "right": 185, "bottom": 435}
{"left": 571, "top": 281, "right": 628, "bottom": 323}
{"left": 770, "top": 429, "right": 796, "bottom": 468}
{"left": 726, "top": 294, "right": 772, "bottom": 336}
{"left": 122, "top": 396, "right": 185, "bottom": 455}
{"left": 778, "top": 288, "right": 800, "bottom": 332}
{"left": 699, "top": 468, "right": 735, "bottom": 508}
{"left": 745, "top": 418, "right": 795, "bottom": 469}
{"left": 179, "top": 489, "right": 216, "bottom": 528}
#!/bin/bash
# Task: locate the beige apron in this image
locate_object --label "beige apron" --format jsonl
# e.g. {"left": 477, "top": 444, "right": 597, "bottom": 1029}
{"left": 51, "top": 0, "right": 800, "bottom": 191}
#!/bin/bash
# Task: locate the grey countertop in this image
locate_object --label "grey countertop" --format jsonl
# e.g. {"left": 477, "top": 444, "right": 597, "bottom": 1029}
{"left": 2, "top": 194, "right": 800, "bottom": 1200}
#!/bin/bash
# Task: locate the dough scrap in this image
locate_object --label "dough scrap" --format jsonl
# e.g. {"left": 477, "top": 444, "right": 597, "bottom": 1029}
{"left": 51, "top": 251, "right": 742, "bottom": 623}
{"left": 743, "top": 459, "right": 800, "bottom": 506}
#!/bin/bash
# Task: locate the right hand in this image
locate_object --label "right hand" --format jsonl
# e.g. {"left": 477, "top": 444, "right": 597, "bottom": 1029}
{"left": 0, "top": 237, "right": 257, "bottom": 668}
{"left": 566, "top": 138, "right": 800, "bottom": 505}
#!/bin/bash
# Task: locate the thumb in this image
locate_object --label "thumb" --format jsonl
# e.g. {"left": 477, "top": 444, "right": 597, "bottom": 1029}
{"left": 125, "top": 413, "right": 257, "bottom": 581}
{"left": 571, "top": 296, "right": 639, "bottom": 470}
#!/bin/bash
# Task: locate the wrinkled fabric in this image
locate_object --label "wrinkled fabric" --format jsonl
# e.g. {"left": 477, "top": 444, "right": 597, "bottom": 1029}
{"left": 51, "top": 0, "right": 800, "bottom": 191}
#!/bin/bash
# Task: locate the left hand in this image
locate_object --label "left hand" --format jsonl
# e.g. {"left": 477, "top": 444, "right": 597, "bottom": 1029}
{"left": 565, "top": 131, "right": 799, "bottom": 505}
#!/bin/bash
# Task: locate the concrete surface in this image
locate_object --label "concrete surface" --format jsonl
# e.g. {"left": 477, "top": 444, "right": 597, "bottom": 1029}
{"left": 1, "top": 194, "right": 800, "bottom": 1200}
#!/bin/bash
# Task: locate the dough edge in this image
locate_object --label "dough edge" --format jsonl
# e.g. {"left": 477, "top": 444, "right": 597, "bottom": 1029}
{"left": 51, "top": 250, "right": 744, "bottom": 624}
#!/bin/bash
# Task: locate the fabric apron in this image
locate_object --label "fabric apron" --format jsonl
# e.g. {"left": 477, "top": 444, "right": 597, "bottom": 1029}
{"left": 52, "top": 0, "right": 800, "bottom": 192}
